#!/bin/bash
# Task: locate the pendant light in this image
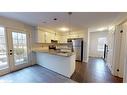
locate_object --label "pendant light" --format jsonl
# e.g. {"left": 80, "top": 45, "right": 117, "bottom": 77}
{"left": 68, "top": 12, "right": 72, "bottom": 35}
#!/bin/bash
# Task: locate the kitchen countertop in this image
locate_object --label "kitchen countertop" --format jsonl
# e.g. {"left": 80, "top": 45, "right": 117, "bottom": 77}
{"left": 32, "top": 48, "right": 75, "bottom": 57}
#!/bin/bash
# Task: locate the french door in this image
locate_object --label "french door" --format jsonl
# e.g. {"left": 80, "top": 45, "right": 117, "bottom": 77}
{"left": 0, "top": 27, "right": 31, "bottom": 76}
{"left": 0, "top": 27, "right": 10, "bottom": 75}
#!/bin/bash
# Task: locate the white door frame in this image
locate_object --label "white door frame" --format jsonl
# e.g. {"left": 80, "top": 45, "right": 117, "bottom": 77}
{"left": 123, "top": 30, "right": 127, "bottom": 82}
{"left": 122, "top": 23, "right": 127, "bottom": 82}
{"left": 113, "top": 24, "right": 127, "bottom": 80}
{"left": 0, "top": 27, "right": 32, "bottom": 76}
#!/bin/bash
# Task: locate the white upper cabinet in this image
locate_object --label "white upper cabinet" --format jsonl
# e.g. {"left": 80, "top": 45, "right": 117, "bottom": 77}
{"left": 35, "top": 29, "right": 60, "bottom": 43}
{"left": 45, "top": 32, "right": 55, "bottom": 43}
{"left": 36, "top": 29, "right": 46, "bottom": 43}
{"left": 35, "top": 28, "right": 85, "bottom": 43}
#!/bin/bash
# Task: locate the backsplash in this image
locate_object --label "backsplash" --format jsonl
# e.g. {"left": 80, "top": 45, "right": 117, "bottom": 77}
{"left": 32, "top": 43, "right": 72, "bottom": 52}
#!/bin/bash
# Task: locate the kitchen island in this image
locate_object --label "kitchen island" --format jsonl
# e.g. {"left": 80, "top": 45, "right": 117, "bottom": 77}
{"left": 33, "top": 49, "right": 76, "bottom": 78}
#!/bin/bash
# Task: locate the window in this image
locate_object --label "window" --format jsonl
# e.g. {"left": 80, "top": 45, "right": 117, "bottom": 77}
{"left": 0, "top": 27, "right": 8, "bottom": 69}
{"left": 12, "top": 32, "right": 28, "bottom": 65}
{"left": 97, "top": 37, "right": 107, "bottom": 51}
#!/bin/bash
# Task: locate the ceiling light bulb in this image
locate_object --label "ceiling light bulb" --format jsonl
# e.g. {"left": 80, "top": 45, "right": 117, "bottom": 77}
{"left": 58, "top": 27, "right": 69, "bottom": 32}
{"left": 97, "top": 27, "right": 107, "bottom": 31}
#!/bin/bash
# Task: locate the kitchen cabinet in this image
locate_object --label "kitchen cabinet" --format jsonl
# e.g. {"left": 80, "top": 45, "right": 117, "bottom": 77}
{"left": 68, "top": 33, "right": 84, "bottom": 39}
{"left": 36, "top": 51, "right": 76, "bottom": 78}
{"left": 45, "top": 32, "right": 58, "bottom": 43}
{"left": 45, "top": 32, "right": 51, "bottom": 43}
{"left": 35, "top": 28, "right": 85, "bottom": 43}
{"left": 36, "top": 29, "right": 46, "bottom": 43}
{"left": 69, "top": 34, "right": 78, "bottom": 38}
{"left": 54, "top": 34, "right": 60, "bottom": 42}
{"left": 59, "top": 36, "right": 67, "bottom": 43}
{"left": 36, "top": 29, "right": 60, "bottom": 43}
{"left": 78, "top": 33, "right": 84, "bottom": 38}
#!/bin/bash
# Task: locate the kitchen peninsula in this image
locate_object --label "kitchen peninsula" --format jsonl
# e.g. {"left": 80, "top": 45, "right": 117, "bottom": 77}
{"left": 33, "top": 49, "right": 76, "bottom": 78}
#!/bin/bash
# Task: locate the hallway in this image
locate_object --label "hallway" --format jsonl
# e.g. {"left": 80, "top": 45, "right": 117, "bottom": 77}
{"left": 71, "top": 57, "right": 123, "bottom": 83}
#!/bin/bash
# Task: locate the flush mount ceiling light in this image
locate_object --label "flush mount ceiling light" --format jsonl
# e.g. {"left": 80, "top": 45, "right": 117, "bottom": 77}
{"left": 97, "top": 27, "right": 108, "bottom": 31}
{"left": 58, "top": 27, "right": 69, "bottom": 32}
{"left": 108, "top": 26, "right": 115, "bottom": 31}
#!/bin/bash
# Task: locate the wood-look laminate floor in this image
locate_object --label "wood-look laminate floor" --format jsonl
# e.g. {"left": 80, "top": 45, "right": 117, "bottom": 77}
{"left": 0, "top": 57, "right": 123, "bottom": 83}
{"left": 71, "top": 57, "right": 123, "bottom": 83}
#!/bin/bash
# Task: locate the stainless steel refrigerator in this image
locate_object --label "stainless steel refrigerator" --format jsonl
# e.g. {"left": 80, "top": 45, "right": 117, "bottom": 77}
{"left": 71, "top": 38, "right": 83, "bottom": 62}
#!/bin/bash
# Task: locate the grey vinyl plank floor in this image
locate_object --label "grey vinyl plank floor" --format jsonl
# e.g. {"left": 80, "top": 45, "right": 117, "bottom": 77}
{"left": 0, "top": 65, "right": 76, "bottom": 83}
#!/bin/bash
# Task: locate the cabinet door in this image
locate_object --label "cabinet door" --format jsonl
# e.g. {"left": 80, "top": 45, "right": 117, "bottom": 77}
{"left": 54, "top": 35, "right": 60, "bottom": 42}
{"left": 41, "top": 32, "right": 46, "bottom": 43}
{"left": 71, "top": 34, "right": 78, "bottom": 38}
{"left": 78, "top": 33, "right": 84, "bottom": 38}
{"left": 45, "top": 32, "right": 55, "bottom": 43}
{"left": 37, "top": 30, "right": 45, "bottom": 43}
{"left": 45, "top": 32, "right": 50, "bottom": 43}
{"left": 50, "top": 33, "right": 55, "bottom": 41}
{"left": 60, "top": 36, "right": 67, "bottom": 43}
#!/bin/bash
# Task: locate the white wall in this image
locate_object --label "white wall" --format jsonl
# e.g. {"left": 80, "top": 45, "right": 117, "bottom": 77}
{"left": 89, "top": 31, "right": 108, "bottom": 58}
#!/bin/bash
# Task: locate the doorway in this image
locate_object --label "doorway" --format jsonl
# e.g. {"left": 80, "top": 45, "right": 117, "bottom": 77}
{"left": 89, "top": 31, "right": 108, "bottom": 58}
{"left": 0, "top": 27, "right": 30, "bottom": 76}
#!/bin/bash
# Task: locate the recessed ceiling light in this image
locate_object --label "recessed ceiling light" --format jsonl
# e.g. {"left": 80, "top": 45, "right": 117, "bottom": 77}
{"left": 58, "top": 27, "right": 69, "bottom": 32}
{"left": 53, "top": 18, "right": 58, "bottom": 21}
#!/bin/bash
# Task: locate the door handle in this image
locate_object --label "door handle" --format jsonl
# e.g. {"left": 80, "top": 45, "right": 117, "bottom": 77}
{"left": 10, "top": 53, "right": 13, "bottom": 55}
{"left": 9, "top": 49, "right": 13, "bottom": 55}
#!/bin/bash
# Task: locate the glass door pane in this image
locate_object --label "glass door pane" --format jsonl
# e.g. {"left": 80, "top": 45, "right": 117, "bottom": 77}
{"left": 0, "top": 27, "right": 8, "bottom": 70}
{"left": 12, "top": 32, "right": 28, "bottom": 65}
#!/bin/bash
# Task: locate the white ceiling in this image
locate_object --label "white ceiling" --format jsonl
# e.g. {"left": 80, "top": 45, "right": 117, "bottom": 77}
{"left": 0, "top": 12, "right": 127, "bottom": 32}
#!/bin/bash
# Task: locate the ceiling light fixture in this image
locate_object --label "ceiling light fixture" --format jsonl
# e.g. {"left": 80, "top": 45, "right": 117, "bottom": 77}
{"left": 68, "top": 12, "right": 72, "bottom": 34}
{"left": 58, "top": 27, "right": 69, "bottom": 32}
{"left": 58, "top": 12, "right": 72, "bottom": 32}
{"left": 108, "top": 26, "right": 115, "bottom": 31}
{"left": 97, "top": 27, "right": 107, "bottom": 31}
